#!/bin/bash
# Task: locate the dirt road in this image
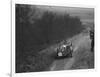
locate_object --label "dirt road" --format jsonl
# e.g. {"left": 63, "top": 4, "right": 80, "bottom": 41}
{"left": 49, "top": 33, "right": 91, "bottom": 71}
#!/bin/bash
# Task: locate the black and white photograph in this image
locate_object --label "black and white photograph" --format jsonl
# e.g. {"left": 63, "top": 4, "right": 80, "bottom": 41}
{"left": 15, "top": 4, "right": 94, "bottom": 73}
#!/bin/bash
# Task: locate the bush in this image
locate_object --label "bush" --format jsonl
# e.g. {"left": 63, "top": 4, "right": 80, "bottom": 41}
{"left": 16, "top": 4, "right": 84, "bottom": 72}
{"left": 16, "top": 51, "right": 56, "bottom": 73}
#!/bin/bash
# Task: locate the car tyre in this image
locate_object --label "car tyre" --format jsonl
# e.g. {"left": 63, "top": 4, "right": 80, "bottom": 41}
{"left": 68, "top": 51, "right": 72, "bottom": 57}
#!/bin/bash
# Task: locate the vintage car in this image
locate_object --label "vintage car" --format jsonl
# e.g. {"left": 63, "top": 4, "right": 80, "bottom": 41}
{"left": 56, "top": 41, "right": 73, "bottom": 58}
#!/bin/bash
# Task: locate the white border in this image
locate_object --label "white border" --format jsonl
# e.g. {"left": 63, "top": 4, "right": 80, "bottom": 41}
{"left": 11, "top": 0, "right": 15, "bottom": 76}
{"left": 12, "top": 0, "right": 95, "bottom": 8}
{"left": 11, "top": 0, "right": 98, "bottom": 77}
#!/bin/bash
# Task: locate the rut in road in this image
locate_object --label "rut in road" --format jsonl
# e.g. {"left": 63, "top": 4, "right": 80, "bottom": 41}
{"left": 49, "top": 33, "right": 91, "bottom": 71}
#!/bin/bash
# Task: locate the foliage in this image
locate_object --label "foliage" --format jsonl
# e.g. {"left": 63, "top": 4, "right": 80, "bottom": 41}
{"left": 16, "top": 4, "right": 84, "bottom": 73}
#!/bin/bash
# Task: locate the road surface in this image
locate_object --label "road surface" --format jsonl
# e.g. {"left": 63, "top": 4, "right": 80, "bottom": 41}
{"left": 49, "top": 33, "right": 91, "bottom": 71}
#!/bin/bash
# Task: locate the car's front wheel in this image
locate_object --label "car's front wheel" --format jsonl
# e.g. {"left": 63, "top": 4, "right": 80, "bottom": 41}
{"left": 57, "top": 52, "right": 63, "bottom": 57}
{"left": 68, "top": 51, "right": 73, "bottom": 57}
